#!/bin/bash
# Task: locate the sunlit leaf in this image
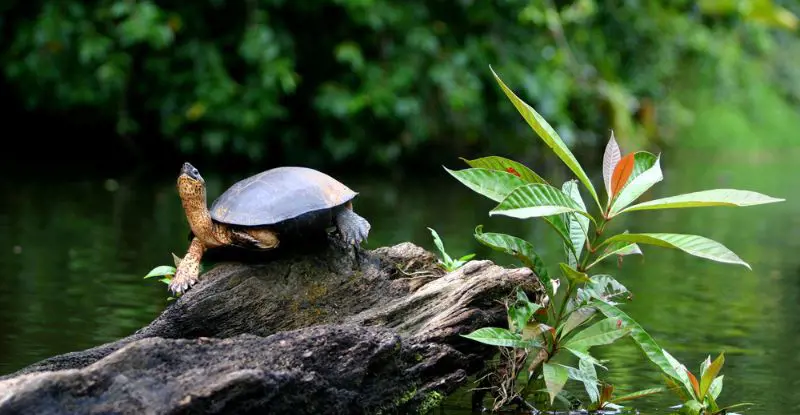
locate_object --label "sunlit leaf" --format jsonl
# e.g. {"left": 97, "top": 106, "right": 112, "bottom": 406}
{"left": 610, "top": 153, "right": 635, "bottom": 199}
{"left": 461, "top": 327, "right": 540, "bottom": 349}
{"left": 490, "top": 183, "right": 594, "bottom": 223}
{"left": 474, "top": 225, "right": 554, "bottom": 296}
{"left": 444, "top": 167, "right": 526, "bottom": 203}
{"left": 427, "top": 227, "right": 453, "bottom": 264}
{"left": 592, "top": 300, "right": 679, "bottom": 380}
{"left": 699, "top": 352, "right": 724, "bottom": 398}
{"left": 490, "top": 66, "right": 601, "bottom": 209}
{"left": 620, "top": 189, "right": 785, "bottom": 213}
{"left": 460, "top": 156, "right": 548, "bottom": 185}
{"left": 543, "top": 363, "right": 570, "bottom": 404}
{"left": 609, "top": 387, "right": 665, "bottom": 404}
{"left": 144, "top": 265, "right": 177, "bottom": 279}
{"left": 563, "top": 317, "right": 630, "bottom": 350}
{"left": 597, "top": 233, "right": 750, "bottom": 269}
{"left": 708, "top": 375, "right": 724, "bottom": 400}
{"left": 602, "top": 131, "right": 622, "bottom": 201}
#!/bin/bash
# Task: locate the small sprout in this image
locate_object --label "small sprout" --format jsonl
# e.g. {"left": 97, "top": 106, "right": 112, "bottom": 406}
{"left": 427, "top": 227, "right": 476, "bottom": 272}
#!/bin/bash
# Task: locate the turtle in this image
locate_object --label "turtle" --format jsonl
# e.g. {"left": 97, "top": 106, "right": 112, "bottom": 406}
{"left": 170, "top": 162, "right": 371, "bottom": 295}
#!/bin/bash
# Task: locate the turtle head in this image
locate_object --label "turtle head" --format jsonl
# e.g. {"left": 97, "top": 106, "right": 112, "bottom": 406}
{"left": 178, "top": 162, "right": 206, "bottom": 200}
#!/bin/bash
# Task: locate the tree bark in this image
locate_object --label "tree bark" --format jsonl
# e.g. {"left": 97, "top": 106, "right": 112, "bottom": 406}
{"left": 0, "top": 239, "right": 543, "bottom": 415}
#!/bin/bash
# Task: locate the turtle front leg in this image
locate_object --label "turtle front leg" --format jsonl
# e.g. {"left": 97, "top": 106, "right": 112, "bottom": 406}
{"left": 334, "top": 206, "right": 371, "bottom": 246}
{"left": 170, "top": 237, "right": 206, "bottom": 295}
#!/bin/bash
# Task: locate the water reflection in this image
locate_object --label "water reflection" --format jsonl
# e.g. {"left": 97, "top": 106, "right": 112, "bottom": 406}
{"left": 1, "top": 148, "right": 799, "bottom": 414}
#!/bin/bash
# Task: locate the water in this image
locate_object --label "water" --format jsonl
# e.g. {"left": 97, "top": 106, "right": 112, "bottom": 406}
{"left": 1, "top": 146, "right": 798, "bottom": 414}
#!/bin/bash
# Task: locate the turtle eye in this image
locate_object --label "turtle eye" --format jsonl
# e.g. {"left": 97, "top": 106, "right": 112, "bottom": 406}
{"left": 192, "top": 168, "right": 199, "bottom": 176}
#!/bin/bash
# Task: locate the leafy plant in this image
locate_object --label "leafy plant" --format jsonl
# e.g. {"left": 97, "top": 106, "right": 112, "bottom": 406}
{"left": 663, "top": 352, "right": 753, "bottom": 415}
{"left": 427, "top": 227, "right": 476, "bottom": 272}
{"left": 589, "top": 383, "right": 665, "bottom": 412}
{"left": 449, "top": 66, "right": 784, "bottom": 412}
{"left": 143, "top": 253, "right": 188, "bottom": 300}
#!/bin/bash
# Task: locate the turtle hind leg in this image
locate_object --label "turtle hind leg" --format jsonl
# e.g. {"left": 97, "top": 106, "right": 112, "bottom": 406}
{"left": 230, "top": 228, "right": 280, "bottom": 250}
{"left": 170, "top": 237, "right": 206, "bottom": 295}
{"left": 334, "top": 206, "right": 371, "bottom": 246}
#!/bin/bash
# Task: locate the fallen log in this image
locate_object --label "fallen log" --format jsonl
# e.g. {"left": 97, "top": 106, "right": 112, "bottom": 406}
{"left": 0, "top": 239, "right": 543, "bottom": 414}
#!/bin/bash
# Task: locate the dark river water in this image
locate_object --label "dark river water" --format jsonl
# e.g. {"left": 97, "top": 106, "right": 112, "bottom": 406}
{"left": 1, "top": 145, "right": 798, "bottom": 414}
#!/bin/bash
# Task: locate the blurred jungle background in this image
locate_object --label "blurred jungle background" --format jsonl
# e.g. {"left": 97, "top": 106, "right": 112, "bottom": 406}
{"left": 2, "top": 1, "right": 800, "bottom": 413}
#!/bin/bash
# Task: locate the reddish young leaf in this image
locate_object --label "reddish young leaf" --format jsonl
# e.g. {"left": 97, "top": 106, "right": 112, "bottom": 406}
{"left": 686, "top": 368, "right": 701, "bottom": 398}
{"left": 506, "top": 167, "right": 522, "bottom": 177}
{"left": 610, "top": 153, "right": 635, "bottom": 199}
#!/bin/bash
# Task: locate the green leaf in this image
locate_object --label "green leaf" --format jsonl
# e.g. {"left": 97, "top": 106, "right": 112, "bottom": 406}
{"left": 460, "top": 156, "right": 548, "bottom": 185}
{"left": 444, "top": 166, "right": 527, "bottom": 203}
{"left": 579, "top": 358, "right": 600, "bottom": 403}
{"left": 461, "top": 327, "right": 540, "bottom": 349}
{"left": 560, "top": 263, "right": 592, "bottom": 284}
{"left": 509, "top": 290, "right": 542, "bottom": 333}
{"left": 682, "top": 399, "right": 705, "bottom": 413}
{"left": 592, "top": 300, "right": 679, "bottom": 380}
{"left": 587, "top": 234, "right": 644, "bottom": 269}
{"left": 708, "top": 375, "right": 723, "bottom": 400}
{"left": 620, "top": 189, "right": 785, "bottom": 213}
{"left": 609, "top": 155, "right": 663, "bottom": 216}
{"left": 427, "top": 227, "right": 453, "bottom": 264}
{"left": 473, "top": 226, "right": 554, "bottom": 297}
{"left": 563, "top": 317, "right": 630, "bottom": 350}
{"left": 560, "top": 307, "right": 596, "bottom": 337}
{"left": 490, "top": 66, "right": 601, "bottom": 210}
{"left": 699, "top": 352, "right": 724, "bottom": 398}
{"left": 587, "top": 275, "right": 630, "bottom": 300}
{"left": 490, "top": 183, "right": 594, "bottom": 223}
{"left": 172, "top": 253, "right": 182, "bottom": 267}
{"left": 562, "top": 180, "right": 590, "bottom": 266}
{"left": 565, "top": 347, "right": 607, "bottom": 370}
{"left": 543, "top": 363, "right": 570, "bottom": 405}
{"left": 458, "top": 253, "right": 476, "bottom": 262}
{"left": 663, "top": 349, "right": 698, "bottom": 399}
{"left": 609, "top": 387, "right": 665, "bottom": 404}
{"left": 144, "top": 265, "right": 177, "bottom": 279}
{"left": 597, "top": 233, "right": 750, "bottom": 270}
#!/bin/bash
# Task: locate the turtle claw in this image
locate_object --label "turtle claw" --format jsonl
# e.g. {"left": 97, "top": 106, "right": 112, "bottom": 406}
{"left": 169, "top": 272, "right": 198, "bottom": 296}
{"left": 336, "top": 208, "right": 371, "bottom": 247}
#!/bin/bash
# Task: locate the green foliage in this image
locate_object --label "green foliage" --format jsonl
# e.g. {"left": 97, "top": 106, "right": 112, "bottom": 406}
{"left": 3, "top": 0, "right": 798, "bottom": 165}
{"left": 427, "top": 227, "right": 475, "bottom": 272}
{"left": 663, "top": 352, "right": 753, "bottom": 415}
{"left": 452, "top": 67, "right": 784, "bottom": 412}
{"left": 143, "top": 253, "right": 191, "bottom": 300}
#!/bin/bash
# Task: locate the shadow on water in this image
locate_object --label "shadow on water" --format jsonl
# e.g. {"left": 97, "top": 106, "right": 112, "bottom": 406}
{"left": 1, "top": 146, "right": 800, "bottom": 415}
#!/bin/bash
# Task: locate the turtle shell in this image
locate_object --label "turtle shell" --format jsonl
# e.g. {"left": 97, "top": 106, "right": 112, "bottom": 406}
{"left": 209, "top": 166, "right": 358, "bottom": 227}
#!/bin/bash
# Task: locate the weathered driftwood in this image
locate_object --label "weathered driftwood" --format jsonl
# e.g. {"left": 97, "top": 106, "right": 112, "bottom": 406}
{"left": 0, "top": 238, "right": 543, "bottom": 414}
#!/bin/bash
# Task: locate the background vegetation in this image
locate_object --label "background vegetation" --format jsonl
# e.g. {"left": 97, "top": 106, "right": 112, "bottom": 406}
{"left": 1, "top": 0, "right": 798, "bottom": 171}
